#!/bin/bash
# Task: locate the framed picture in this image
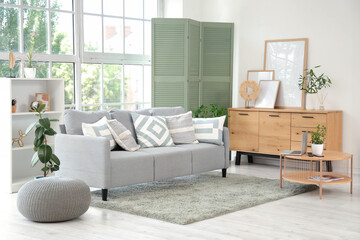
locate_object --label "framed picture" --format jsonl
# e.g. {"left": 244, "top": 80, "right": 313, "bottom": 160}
{"left": 255, "top": 80, "right": 280, "bottom": 109}
{"left": 247, "top": 70, "right": 275, "bottom": 107}
{"left": 35, "top": 93, "right": 50, "bottom": 112}
{"left": 264, "top": 38, "right": 308, "bottom": 109}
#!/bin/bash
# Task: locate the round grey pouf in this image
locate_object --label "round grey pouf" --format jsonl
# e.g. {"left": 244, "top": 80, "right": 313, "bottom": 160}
{"left": 17, "top": 177, "right": 91, "bottom": 222}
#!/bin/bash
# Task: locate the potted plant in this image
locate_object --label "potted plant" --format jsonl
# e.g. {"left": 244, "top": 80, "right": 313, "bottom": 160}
{"left": 24, "top": 33, "right": 36, "bottom": 78}
{"left": 25, "top": 103, "right": 60, "bottom": 178}
{"left": 193, "top": 104, "right": 229, "bottom": 126}
{"left": 12, "top": 99, "right": 17, "bottom": 113}
{"left": 298, "top": 65, "right": 332, "bottom": 110}
{"left": 310, "top": 124, "right": 326, "bottom": 156}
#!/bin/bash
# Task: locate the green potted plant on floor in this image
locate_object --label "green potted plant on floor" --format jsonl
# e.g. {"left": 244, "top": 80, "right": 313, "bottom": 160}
{"left": 193, "top": 104, "right": 229, "bottom": 126}
{"left": 298, "top": 65, "right": 332, "bottom": 110}
{"left": 25, "top": 103, "right": 60, "bottom": 177}
{"left": 310, "top": 124, "right": 326, "bottom": 156}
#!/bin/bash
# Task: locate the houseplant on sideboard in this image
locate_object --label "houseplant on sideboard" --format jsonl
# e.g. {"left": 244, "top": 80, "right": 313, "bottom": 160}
{"left": 25, "top": 103, "right": 60, "bottom": 177}
{"left": 298, "top": 65, "right": 332, "bottom": 110}
{"left": 310, "top": 125, "right": 326, "bottom": 156}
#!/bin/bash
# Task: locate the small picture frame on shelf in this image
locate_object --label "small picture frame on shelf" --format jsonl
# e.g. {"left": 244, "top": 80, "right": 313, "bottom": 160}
{"left": 35, "top": 93, "right": 50, "bottom": 112}
{"left": 255, "top": 80, "right": 280, "bottom": 109}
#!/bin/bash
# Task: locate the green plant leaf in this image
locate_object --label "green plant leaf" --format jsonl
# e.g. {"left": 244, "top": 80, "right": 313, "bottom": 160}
{"left": 53, "top": 165, "right": 59, "bottom": 171}
{"left": 45, "top": 128, "right": 57, "bottom": 136}
{"left": 50, "top": 154, "right": 60, "bottom": 165}
{"left": 25, "top": 121, "right": 38, "bottom": 135}
{"left": 37, "top": 104, "right": 46, "bottom": 113}
{"left": 49, "top": 119, "right": 59, "bottom": 122}
{"left": 38, "top": 144, "right": 52, "bottom": 164}
{"left": 35, "top": 126, "right": 45, "bottom": 139}
{"left": 30, "top": 152, "right": 39, "bottom": 167}
{"left": 34, "top": 135, "right": 44, "bottom": 148}
{"left": 41, "top": 166, "right": 49, "bottom": 172}
{"left": 39, "top": 118, "right": 51, "bottom": 129}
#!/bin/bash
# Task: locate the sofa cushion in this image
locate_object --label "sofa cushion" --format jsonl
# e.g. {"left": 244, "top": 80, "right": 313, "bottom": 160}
{"left": 193, "top": 116, "right": 226, "bottom": 145}
{"left": 110, "top": 109, "right": 151, "bottom": 140}
{"left": 107, "top": 119, "right": 140, "bottom": 152}
{"left": 64, "top": 110, "right": 110, "bottom": 135}
{"left": 139, "top": 147, "right": 192, "bottom": 181}
{"left": 82, "top": 117, "right": 116, "bottom": 150}
{"left": 177, "top": 143, "right": 225, "bottom": 174}
{"left": 110, "top": 151, "right": 154, "bottom": 188}
{"left": 165, "top": 111, "right": 198, "bottom": 144}
{"left": 150, "top": 106, "right": 185, "bottom": 116}
{"left": 131, "top": 113, "right": 175, "bottom": 148}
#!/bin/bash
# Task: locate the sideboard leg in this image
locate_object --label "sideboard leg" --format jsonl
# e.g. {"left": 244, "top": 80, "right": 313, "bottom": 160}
{"left": 248, "top": 155, "right": 253, "bottom": 163}
{"left": 222, "top": 168, "right": 227, "bottom": 178}
{"left": 102, "top": 189, "right": 108, "bottom": 201}
{"left": 235, "top": 152, "right": 241, "bottom": 165}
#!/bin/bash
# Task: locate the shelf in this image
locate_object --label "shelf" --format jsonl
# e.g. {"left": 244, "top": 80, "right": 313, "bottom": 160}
{"left": 12, "top": 143, "right": 54, "bottom": 151}
{"left": 12, "top": 111, "right": 63, "bottom": 116}
{"left": 282, "top": 171, "right": 351, "bottom": 185}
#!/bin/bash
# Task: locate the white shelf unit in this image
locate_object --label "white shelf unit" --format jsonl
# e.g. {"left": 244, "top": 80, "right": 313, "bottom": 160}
{"left": 1, "top": 78, "right": 64, "bottom": 193}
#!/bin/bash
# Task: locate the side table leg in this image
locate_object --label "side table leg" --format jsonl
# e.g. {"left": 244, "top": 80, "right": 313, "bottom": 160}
{"left": 351, "top": 154, "right": 353, "bottom": 194}
{"left": 320, "top": 159, "right": 323, "bottom": 200}
{"left": 280, "top": 155, "right": 283, "bottom": 188}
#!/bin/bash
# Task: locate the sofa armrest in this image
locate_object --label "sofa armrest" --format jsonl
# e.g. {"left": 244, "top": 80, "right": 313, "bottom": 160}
{"left": 223, "top": 127, "right": 230, "bottom": 168}
{"left": 55, "top": 134, "right": 111, "bottom": 189}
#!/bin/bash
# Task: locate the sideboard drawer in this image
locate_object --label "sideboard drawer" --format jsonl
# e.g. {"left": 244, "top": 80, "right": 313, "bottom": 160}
{"left": 259, "top": 112, "right": 290, "bottom": 154}
{"left": 229, "top": 111, "right": 259, "bottom": 152}
{"left": 291, "top": 113, "right": 326, "bottom": 128}
{"left": 291, "top": 127, "right": 315, "bottom": 143}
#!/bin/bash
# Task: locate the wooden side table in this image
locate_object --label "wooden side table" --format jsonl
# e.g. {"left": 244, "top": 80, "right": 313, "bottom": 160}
{"left": 280, "top": 151, "right": 353, "bottom": 199}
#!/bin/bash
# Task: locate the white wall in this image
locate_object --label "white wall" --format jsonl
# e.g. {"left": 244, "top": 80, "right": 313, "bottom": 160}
{"left": 167, "top": 0, "right": 360, "bottom": 170}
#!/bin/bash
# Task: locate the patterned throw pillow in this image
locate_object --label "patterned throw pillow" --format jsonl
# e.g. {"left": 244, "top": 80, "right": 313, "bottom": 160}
{"left": 131, "top": 112, "right": 175, "bottom": 148}
{"left": 107, "top": 119, "right": 140, "bottom": 152}
{"left": 165, "top": 111, "right": 198, "bottom": 144}
{"left": 82, "top": 116, "right": 116, "bottom": 150}
{"left": 193, "top": 116, "right": 226, "bottom": 145}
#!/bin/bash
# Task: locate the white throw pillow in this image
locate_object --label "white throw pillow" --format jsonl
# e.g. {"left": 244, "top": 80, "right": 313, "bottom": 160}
{"left": 107, "top": 119, "right": 140, "bottom": 152}
{"left": 82, "top": 116, "right": 116, "bottom": 150}
{"left": 192, "top": 116, "right": 226, "bottom": 145}
{"left": 165, "top": 111, "right": 198, "bottom": 144}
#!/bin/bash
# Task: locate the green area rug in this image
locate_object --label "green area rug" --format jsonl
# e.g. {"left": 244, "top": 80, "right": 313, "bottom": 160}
{"left": 91, "top": 173, "right": 317, "bottom": 225}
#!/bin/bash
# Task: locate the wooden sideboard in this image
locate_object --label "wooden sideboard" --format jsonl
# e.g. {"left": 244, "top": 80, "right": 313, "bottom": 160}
{"left": 228, "top": 108, "right": 342, "bottom": 165}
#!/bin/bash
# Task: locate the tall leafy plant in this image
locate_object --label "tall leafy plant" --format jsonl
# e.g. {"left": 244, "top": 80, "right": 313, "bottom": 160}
{"left": 298, "top": 65, "right": 332, "bottom": 94}
{"left": 25, "top": 104, "right": 60, "bottom": 177}
{"left": 193, "top": 104, "right": 229, "bottom": 126}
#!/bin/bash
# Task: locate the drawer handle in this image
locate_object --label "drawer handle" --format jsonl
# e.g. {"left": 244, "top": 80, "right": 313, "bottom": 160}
{"left": 269, "top": 114, "right": 280, "bottom": 117}
{"left": 302, "top": 116, "right": 314, "bottom": 119}
{"left": 238, "top": 113, "right": 249, "bottom": 116}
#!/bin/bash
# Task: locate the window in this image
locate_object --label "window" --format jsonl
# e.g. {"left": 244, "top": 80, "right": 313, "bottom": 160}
{"left": 0, "top": 0, "right": 159, "bottom": 110}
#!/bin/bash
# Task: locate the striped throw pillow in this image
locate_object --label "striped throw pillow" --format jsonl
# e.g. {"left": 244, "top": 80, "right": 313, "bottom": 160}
{"left": 131, "top": 113, "right": 175, "bottom": 148}
{"left": 82, "top": 116, "right": 116, "bottom": 150}
{"left": 193, "top": 116, "right": 226, "bottom": 145}
{"left": 107, "top": 119, "right": 140, "bottom": 152}
{"left": 165, "top": 111, "right": 198, "bottom": 144}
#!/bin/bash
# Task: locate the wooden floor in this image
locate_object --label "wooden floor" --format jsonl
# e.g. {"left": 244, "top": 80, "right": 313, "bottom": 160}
{"left": 1, "top": 161, "right": 359, "bottom": 240}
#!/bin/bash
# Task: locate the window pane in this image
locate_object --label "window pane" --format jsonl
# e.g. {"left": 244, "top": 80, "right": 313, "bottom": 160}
{"left": 33, "top": 61, "right": 49, "bottom": 78}
{"left": 125, "top": 20, "right": 143, "bottom": 54}
{"left": 103, "top": 0, "right": 123, "bottom": 16}
{"left": 123, "top": 104, "right": 137, "bottom": 110}
{"left": 0, "top": 7, "right": 19, "bottom": 52}
{"left": 83, "top": 0, "right": 101, "bottom": 14}
{"left": 81, "top": 64, "right": 101, "bottom": 105}
{"left": 52, "top": 62, "right": 74, "bottom": 105}
{"left": 0, "top": 0, "right": 18, "bottom": 5}
{"left": 84, "top": 15, "right": 102, "bottom": 52}
{"left": 104, "top": 17, "right": 123, "bottom": 53}
{"left": 0, "top": 60, "right": 20, "bottom": 77}
{"left": 103, "top": 64, "right": 122, "bottom": 103}
{"left": 144, "top": 21, "right": 151, "bottom": 55}
{"left": 82, "top": 106, "right": 100, "bottom": 111}
{"left": 50, "top": 0, "right": 73, "bottom": 11}
{"left": 23, "top": 9, "right": 48, "bottom": 54}
{"left": 144, "top": 65, "right": 151, "bottom": 103}
{"left": 144, "top": 0, "right": 157, "bottom": 19}
{"left": 51, "top": 12, "right": 73, "bottom": 54}
{"left": 125, "top": 0, "right": 143, "bottom": 19}
{"left": 124, "top": 65, "right": 143, "bottom": 103}
{"left": 23, "top": 0, "right": 47, "bottom": 7}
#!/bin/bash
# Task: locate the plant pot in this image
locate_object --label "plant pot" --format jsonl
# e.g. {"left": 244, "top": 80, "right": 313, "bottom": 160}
{"left": 312, "top": 144, "right": 324, "bottom": 156}
{"left": 24, "top": 68, "right": 36, "bottom": 78}
{"left": 12, "top": 105, "right": 16, "bottom": 113}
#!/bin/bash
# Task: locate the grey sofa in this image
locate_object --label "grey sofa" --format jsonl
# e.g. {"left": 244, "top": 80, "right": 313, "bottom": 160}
{"left": 55, "top": 107, "right": 229, "bottom": 201}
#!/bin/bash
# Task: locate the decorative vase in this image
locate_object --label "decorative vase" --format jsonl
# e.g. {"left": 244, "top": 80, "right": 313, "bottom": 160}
{"left": 12, "top": 105, "right": 16, "bottom": 113}
{"left": 24, "top": 68, "right": 36, "bottom": 78}
{"left": 317, "top": 90, "right": 328, "bottom": 111}
{"left": 312, "top": 143, "right": 324, "bottom": 156}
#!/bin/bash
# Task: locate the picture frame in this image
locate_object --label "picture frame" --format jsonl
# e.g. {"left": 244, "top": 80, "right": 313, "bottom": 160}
{"left": 264, "top": 38, "right": 308, "bottom": 109}
{"left": 255, "top": 80, "right": 280, "bottom": 109}
{"left": 246, "top": 70, "right": 275, "bottom": 107}
{"left": 35, "top": 93, "right": 50, "bottom": 112}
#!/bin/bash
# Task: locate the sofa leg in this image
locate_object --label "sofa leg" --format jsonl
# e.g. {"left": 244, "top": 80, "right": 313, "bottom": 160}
{"left": 222, "top": 168, "right": 227, "bottom": 178}
{"left": 235, "top": 151, "right": 241, "bottom": 165}
{"left": 102, "top": 189, "right": 108, "bottom": 201}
